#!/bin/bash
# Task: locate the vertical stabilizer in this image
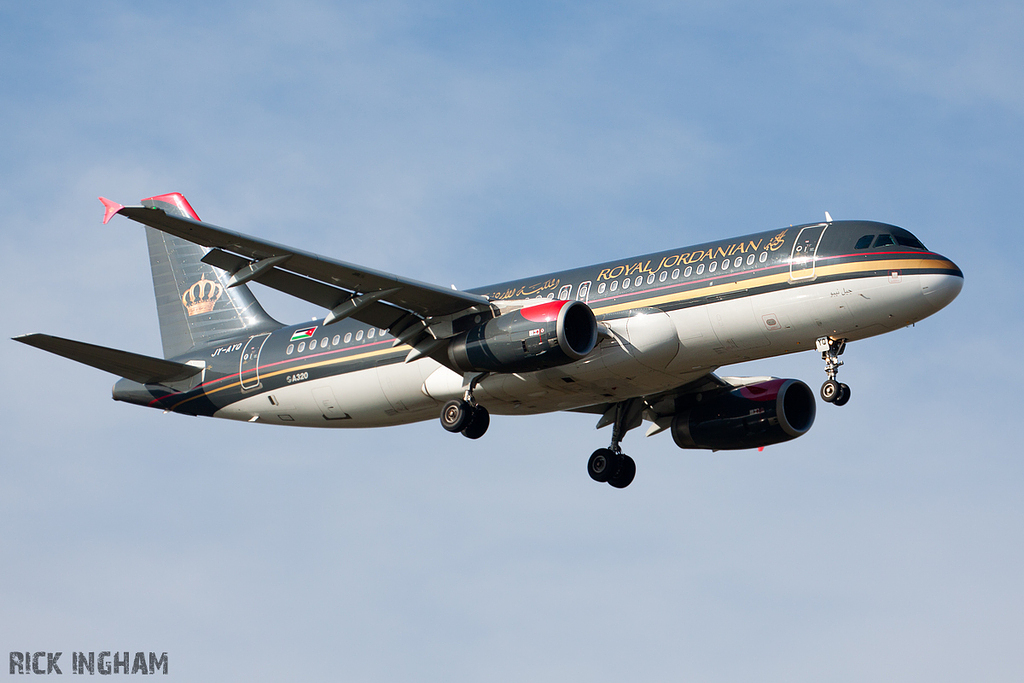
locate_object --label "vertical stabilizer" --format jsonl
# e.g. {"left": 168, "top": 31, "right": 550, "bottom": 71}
{"left": 142, "top": 193, "right": 281, "bottom": 359}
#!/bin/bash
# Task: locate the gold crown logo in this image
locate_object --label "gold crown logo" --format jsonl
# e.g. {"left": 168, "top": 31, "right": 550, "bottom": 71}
{"left": 182, "top": 274, "right": 224, "bottom": 316}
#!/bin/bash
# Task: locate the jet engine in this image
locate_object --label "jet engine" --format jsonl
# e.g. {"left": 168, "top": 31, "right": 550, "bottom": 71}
{"left": 447, "top": 299, "right": 598, "bottom": 373}
{"left": 671, "top": 378, "right": 816, "bottom": 451}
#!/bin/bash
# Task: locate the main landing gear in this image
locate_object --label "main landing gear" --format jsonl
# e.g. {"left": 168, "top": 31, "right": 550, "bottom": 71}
{"left": 816, "top": 336, "right": 851, "bottom": 406}
{"left": 440, "top": 373, "right": 490, "bottom": 439}
{"left": 588, "top": 449, "right": 636, "bottom": 489}
{"left": 587, "top": 399, "right": 642, "bottom": 489}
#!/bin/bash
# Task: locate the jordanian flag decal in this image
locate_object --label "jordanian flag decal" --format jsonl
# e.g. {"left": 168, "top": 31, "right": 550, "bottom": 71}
{"left": 290, "top": 326, "right": 318, "bottom": 342}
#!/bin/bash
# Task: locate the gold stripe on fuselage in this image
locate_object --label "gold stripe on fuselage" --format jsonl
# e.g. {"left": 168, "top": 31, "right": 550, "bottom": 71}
{"left": 591, "top": 257, "right": 956, "bottom": 316}
{"left": 170, "top": 344, "right": 406, "bottom": 410}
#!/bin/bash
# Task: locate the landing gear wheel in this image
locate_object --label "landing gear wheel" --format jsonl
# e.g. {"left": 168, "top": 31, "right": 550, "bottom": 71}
{"left": 440, "top": 399, "right": 471, "bottom": 433}
{"left": 461, "top": 405, "right": 490, "bottom": 439}
{"left": 588, "top": 448, "right": 618, "bottom": 483}
{"left": 820, "top": 379, "right": 841, "bottom": 403}
{"left": 608, "top": 455, "right": 636, "bottom": 489}
{"left": 588, "top": 398, "right": 644, "bottom": 487}
{"left": 817, "top": 337, "right": 851, "bottom": 405}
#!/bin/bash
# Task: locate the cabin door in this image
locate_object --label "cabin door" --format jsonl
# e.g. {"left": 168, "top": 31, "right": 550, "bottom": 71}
{"left": 789, "top": 224, "right": 828, "bottom": 281}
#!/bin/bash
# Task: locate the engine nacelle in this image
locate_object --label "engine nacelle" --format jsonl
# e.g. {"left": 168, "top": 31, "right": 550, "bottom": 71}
{"left": 447, "top": 300, "right": 598, "bottom": 374}
{"left": 671, "top": 378, "right": 816, "bottom": 451}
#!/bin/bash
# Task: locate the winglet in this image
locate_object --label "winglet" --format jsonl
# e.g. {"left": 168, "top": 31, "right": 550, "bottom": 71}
{"left": 99, "top": 197, "right": 124, "bottom": 224}
{"left": 142, "top": 192, "right": 201, "bottom": 221}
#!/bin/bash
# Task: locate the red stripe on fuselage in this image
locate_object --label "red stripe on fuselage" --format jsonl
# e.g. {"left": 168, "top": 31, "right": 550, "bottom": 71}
{"left": 149, "top": 337, "right": 397, "bottom": 409}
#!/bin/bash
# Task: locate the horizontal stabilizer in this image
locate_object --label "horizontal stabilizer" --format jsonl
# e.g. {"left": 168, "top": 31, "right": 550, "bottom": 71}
{"left": 13, "top": 334, "right": 203, "bottom": 385}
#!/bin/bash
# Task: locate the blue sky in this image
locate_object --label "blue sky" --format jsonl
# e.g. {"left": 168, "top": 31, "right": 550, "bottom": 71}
{"left": 2, "top": 2, "right": 1022, "bottom": 680}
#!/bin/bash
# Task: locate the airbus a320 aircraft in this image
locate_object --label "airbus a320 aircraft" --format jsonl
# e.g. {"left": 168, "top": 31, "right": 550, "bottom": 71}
{"left": 16, "top": 194, "right": 962, "bottom": 488}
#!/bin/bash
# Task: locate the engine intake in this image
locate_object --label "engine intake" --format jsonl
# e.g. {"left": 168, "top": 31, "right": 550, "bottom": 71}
{"left": 448, "top": 300, "right": 598, "bottom": 373}
{"left": 671, "top": 378, "right": 816, "bottom": 451}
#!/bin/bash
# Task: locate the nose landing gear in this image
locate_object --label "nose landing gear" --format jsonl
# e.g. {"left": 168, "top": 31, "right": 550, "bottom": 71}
{"left": 816, "top": 336, "right": 851, "bottom": 406}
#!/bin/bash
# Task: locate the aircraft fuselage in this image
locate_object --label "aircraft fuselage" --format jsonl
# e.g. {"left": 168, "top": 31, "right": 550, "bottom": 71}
{"left": 111, "top": 219, "right": 962, "bottom": 429}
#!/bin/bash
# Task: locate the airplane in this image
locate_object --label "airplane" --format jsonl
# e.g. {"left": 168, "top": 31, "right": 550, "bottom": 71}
{"left": 15, "top": 194, "right": 963, "bottom": 488}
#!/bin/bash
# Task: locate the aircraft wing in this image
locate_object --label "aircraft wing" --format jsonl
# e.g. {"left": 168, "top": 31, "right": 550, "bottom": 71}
{"left": 103, "top": 199, "right": 494, "bottom": 340}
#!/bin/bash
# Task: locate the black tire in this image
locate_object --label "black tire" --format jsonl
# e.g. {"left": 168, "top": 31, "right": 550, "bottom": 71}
{"left": 820, "top": 379, "right": 841, "bottom": 403}
{"left": 834, "top": 383, "right": 851, "bottom": 406}
{"left": 588, "top": 448, "right": 618, "bottom": 483}
{"left": 440, "top": 399, "right": 471, "bottom": 432}
{"left": 462, "top": 405, "right": 490, "bottom": 439}
{"left": 608, "top": 455, "right": 636, "bottom": 489}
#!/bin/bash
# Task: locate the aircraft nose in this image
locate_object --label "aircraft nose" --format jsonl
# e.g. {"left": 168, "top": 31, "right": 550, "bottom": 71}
{"left": 920, "top": 263, "right": 964, "bottom": 312}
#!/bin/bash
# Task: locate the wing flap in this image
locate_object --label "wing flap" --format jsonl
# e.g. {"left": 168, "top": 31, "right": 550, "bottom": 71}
{"left": 201, "top": 246, "right": 412, "bottom": 330}
{"left": 14, "top": 334, "right": 203, "bottom": 385}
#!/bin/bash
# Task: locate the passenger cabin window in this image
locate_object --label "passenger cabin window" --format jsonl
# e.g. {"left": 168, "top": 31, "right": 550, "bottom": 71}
{"left": 610, "top": 281, "right": 618, "bottom": 292}
{"left": 344, "top": 333, "right": 352, "bottom": 343}
{"left": 759, "top": 251, "right": 767, "bottom": 263}
{"left": 286, "top": 344, "right": 294, "bottom": 355}
{"left": 746, "top": 254, "right": 754, "bottom": 266}
{"left": 333, "top": 335, "right": 341, "bottom": 345}
{"left": 598, "top": 282, "right": 607, "bottom": 294}
{"left": 855, "top": 235, "right": 874, "bottom": 249}
{"left": 873, "top": 234, "right": 896, "bottom": 248}
{"left": 309, "top": 339, "right": 317, "bottom": 350}
{"left": 297, "top": 341, "right": 305, "bottom": 353}
{"left": 696, "top": 264, "right": 705, "bottom": 275}
{"left": 709, "top": 262, "right": 717, "bottom": 273}
{"left": 356, "top": 330, "right": 364, "bottom": 341}
{"left": 367, "top": 329, "right": 375, "bottom": 339}
{"left": 635, "top": 276, "right": 643, "bottom": 287}
{"left": 682, "top": 266, "right": 690, "bottom": 277}
{"left": 659, "top": 271, "right": 668, "bottom": 282}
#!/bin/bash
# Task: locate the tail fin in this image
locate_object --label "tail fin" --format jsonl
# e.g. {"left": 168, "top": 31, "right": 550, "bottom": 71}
{"left": 141, "top": 193, "right": 281, "bottom": 359}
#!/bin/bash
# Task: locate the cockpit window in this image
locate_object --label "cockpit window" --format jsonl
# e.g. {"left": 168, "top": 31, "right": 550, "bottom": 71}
{"left": 857, "top": 229, "right": 926, "bottom": 251}
{"left": 892, "top": 228, "right": 926, "bottom": 250}
{"left": 895, "top": 235, "right": 924, "bottom": 249}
